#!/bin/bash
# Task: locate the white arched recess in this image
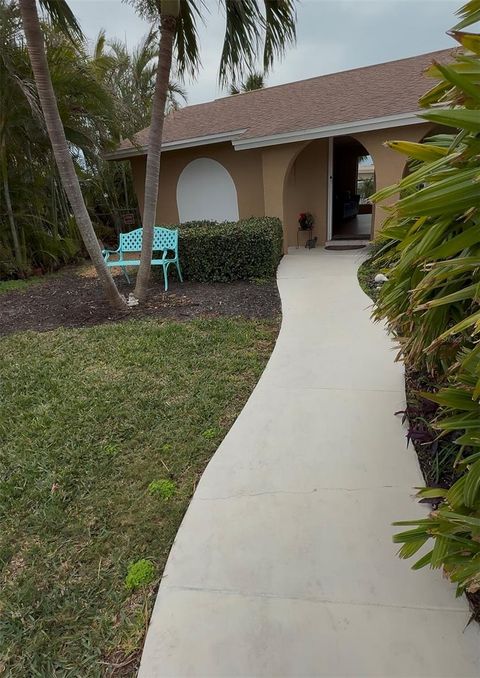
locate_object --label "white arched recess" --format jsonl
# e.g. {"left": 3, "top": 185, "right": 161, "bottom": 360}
{"left": 176, "top": 158, "right": 239, "bottom": 223}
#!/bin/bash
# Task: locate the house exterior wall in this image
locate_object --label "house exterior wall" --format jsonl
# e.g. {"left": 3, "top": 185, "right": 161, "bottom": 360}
{"left": 129, "top": 121, "right": 432, "bottom": 249}
{"left": 283, "top": 139, "right": 329, "bottom": 247}
{"left": 130, "top": 142, "right": 265, "bottom": 225}
{"left": 353, "top": 123, "right": 432, "bottom": 234}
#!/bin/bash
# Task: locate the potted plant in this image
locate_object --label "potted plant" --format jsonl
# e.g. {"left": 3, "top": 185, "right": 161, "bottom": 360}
{"left": 298, "top": 212, "right": 314, "bottom": 230}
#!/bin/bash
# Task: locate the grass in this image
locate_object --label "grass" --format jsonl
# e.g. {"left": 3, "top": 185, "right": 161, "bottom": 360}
{"left": 0, "top": 276, "right": 48, "bottom": 294}
{"left": 0, "top": 317, "right": 278, "bottom": 676}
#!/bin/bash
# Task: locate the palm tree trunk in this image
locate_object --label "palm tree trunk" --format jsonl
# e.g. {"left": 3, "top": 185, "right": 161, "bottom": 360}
{"left": 0, "top": 143, "right": 23, "bottom": 271}
{"left": 19, "top": 0, "right": 127, "bottom": 310}
{"left": 134, "top": 15, "right": 176, "bottom": 302}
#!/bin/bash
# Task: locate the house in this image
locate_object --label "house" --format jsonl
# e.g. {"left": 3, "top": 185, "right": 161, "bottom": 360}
{"left": 108, "top": 49, "right": 453, "bottom": 250}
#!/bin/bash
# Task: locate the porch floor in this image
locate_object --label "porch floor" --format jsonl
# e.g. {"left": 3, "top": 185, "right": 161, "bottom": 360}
{"left": 332, "top": 213, "right": 372, "bottom": 239}
{"left": 138, "top": 248, "right": 479, "bottom": 677}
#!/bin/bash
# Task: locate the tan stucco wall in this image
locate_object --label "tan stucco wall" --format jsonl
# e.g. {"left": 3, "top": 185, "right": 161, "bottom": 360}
{"left": 128, "top": 121, "right": 433, "bottom": 250}
{"left": 130, "top": 142, "right": 265, "bottom": 224}
{"left": 283, "top": 139, "right": 329, "bottom": 247}
{"left": 260, "top": 141, "right": 308, "bottom": 251}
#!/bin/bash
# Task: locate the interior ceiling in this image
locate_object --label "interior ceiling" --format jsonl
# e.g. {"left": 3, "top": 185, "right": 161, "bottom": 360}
{"left": 333, "top": 135, "right": 368, "bottom": 155}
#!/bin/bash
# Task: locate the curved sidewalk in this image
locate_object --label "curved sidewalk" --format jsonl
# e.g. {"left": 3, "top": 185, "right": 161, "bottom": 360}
{"left": 139, "top": 248, "right": 479, "bottom": 677}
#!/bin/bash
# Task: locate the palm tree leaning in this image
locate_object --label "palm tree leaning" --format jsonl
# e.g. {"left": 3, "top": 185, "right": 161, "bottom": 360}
{"left": 19, "top": 0, "right": 127, "bottom": 310}
{"left": 130, "top": 0, "right": 297, "bottom": 302}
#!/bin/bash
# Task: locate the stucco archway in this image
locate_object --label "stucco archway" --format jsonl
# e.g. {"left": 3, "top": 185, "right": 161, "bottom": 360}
{"left": 282, "top": 139, "right": 329, "bottom": 247}
{"left": 176, "top": 158, "right": 239, "bottom": 223}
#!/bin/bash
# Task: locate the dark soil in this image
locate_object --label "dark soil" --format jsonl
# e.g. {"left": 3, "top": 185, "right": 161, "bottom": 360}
{"left": 403, "top": 368, "right": 461, "bottom": 491}
{"left": 0, "top": 266, "right": 281, "bottom": 337}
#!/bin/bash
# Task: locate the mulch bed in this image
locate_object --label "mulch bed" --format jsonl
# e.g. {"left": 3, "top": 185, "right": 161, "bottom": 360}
{"left": 0, "top": 266, "right": 281, "bottom": 337}
{"left": 403, "top": 368, "right": 459, "bottom": 490}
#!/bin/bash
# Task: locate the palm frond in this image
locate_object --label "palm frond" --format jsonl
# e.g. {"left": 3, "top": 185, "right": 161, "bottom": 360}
{"left": 38, "top": 0, "right": 83, "bottom": 40}
{"left": 263, "top": 0, "right": 296, "bottom": 72}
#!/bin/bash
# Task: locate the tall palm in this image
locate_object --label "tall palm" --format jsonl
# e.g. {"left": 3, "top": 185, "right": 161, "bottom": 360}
{"left": 230, "top": 70, "right": 266, "bottom": 94}
{"left": 18, "top": 0, "right": 127, "bottom": 309}
{"left": 129, "top": 0, "right": 297, "bottom": 302}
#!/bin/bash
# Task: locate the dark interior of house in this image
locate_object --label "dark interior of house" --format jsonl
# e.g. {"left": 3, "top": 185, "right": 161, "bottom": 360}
{"left": 332, "top": 136, "right": 374, "bottom": 240}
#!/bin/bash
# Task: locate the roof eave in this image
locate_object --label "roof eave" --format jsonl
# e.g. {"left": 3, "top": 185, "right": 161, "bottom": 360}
{"left": 232, "top": 112, "right": 426, "bottom": 150}
{"left": 106, "top": 112, "right": 431, "bottom": 160}
{"left": 105, "top": 128, "right": 248, "bottom": 160}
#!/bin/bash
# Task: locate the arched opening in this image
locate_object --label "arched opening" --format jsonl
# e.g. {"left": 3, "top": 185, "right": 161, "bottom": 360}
{"left": 282, "top": 139, "right": 329, "bottom": 248}
{"left": 176, "top": 158, "right": 239, "bottom": 223}
{"left": 331, "top": 135, "right": 375, "bottom": 240}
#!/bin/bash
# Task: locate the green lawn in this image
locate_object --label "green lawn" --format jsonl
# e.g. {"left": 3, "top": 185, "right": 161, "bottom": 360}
{"left": 0, "top": 276, "right": 49, "bottom": 294}
{"left": 0, "top": 317, "right": 278, "bottom": 675}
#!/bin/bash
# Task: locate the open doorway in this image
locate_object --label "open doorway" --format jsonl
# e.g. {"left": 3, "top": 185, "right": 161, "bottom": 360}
{"left": 331, "top": 136, "right": 374, "bottom": 240}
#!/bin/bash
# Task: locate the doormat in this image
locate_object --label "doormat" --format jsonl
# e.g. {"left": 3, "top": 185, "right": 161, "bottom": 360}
{"left": 324, "top": 244, "right": 366, "bottom": 251}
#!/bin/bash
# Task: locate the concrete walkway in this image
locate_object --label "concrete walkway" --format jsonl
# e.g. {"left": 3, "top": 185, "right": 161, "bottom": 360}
{"left": 139, "top": 249, "right": 479, "bottom": 677}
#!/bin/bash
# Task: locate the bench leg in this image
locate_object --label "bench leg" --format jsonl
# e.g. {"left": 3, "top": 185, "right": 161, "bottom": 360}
{"left": 123, "top": 267, "right": 131, "bottom": 285}
{"left": 176, "top": 259, "right": 183, "bottom": 283}
{"left": 163, "top": 264, "right": 169, "bottom": 292}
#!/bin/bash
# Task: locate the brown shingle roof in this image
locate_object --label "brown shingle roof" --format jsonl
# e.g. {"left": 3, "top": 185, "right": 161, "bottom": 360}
{"left": 115, "top": 49, "right": 454, "bottom": 156}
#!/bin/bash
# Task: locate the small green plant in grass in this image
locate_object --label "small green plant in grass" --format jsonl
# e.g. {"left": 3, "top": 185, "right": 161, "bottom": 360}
{"left": 148, "top": 478, "right": 176, "bottom": 500}
{"left": 102, "top": 442, "right": 119, "bottom": 456}
{"left": 202, "top": 428, "right": 218, "bottom": 440}
{"left": 125, "top": 559, "right": 156, "bottom": 591}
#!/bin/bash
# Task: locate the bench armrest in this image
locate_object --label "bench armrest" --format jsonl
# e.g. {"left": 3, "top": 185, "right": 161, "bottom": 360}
{"left": 102, "top": 246, "right": 120, "bottom": 263}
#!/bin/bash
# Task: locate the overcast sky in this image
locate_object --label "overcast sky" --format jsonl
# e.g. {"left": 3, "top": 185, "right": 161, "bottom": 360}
{"left": 70, "top": 0, "right": 460, "bottom": 105}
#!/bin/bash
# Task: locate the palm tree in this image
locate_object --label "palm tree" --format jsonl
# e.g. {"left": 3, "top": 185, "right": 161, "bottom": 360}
{"left": 18, "top": 0, "right": 127, "bottom": 309}
{"left": 230, "top": 70, "right": 266, "bottom": 95}
{"left": 95, "top": 28, "right": 187, "bottom": 137}
{"left": 129, "top": 0, "right": 297, "bottom": 302}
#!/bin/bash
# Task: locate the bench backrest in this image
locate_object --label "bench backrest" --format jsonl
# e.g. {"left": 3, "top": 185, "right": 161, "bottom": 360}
{"left": 119, "top": 227, "right": 178, "bottom": 253}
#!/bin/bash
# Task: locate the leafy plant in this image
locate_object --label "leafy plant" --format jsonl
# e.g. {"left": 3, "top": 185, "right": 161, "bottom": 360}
{"left": 394, "top": 347, "right": 480, "bottom": 595}
{"left": 370, "top": 0, "right": 480, "bottom": 603}
{"left": 175, "top": 217, "right": 284, "bottom": 283}
{"left": 148, "top": 478, "right": 176, "bottom": 499}
{"left": 125, "top": 559, "right": 156, "bottom": 591}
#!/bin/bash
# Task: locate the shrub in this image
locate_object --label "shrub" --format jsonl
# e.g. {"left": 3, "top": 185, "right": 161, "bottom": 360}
{"left": 124, "top": 559, "right": 156, "bottom": 591}
{"left": 370, "top": 2, "right": 480, "bottom": 603}
{"left": 394, "top": 345, "right": 480, "bottom": 596}
{"left": 175, "top": 217, "right": 283, "bottom": 282}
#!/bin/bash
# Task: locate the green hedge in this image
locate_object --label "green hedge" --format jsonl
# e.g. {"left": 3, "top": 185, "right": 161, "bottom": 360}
{"left": 173, "top": 217, "right": 283, "bottom": 282}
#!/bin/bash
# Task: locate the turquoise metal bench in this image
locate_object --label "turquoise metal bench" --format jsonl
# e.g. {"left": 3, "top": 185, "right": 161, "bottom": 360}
{"left": 102, "top": 227, "right": 183, "bottom": 291}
